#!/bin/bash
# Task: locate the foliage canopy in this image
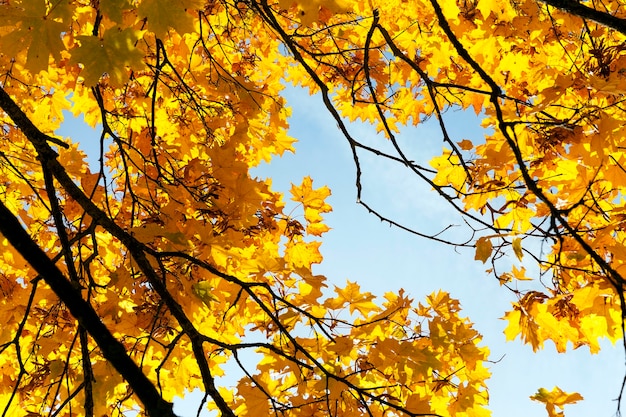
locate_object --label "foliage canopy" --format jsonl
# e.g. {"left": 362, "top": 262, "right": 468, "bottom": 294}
{"left": 0, "top": 0, "right": 624, "bottom": 416}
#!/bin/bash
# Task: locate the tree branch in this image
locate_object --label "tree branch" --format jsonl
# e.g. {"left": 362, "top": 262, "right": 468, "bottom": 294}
{"left": 0, "top": 84, "right": 236, "bottom": 417}
{"left": 537, "top": 0, "right": 626, "bottom": 35}
{"left": 0, "top": 200, "right": 177, "bottom": 417}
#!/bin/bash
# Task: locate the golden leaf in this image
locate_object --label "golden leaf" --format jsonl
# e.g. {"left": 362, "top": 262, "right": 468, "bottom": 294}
{"left": 138, "top": 0, "right": 203, "bottom": 38}
{"left": 474, "top": 237, "right": 492, "bottom": 264}
{"left": 512, "top": 237, "right": 523, "bottom": 261}
{"left": 531, "top": 387, "right": 583, "bottom": 417}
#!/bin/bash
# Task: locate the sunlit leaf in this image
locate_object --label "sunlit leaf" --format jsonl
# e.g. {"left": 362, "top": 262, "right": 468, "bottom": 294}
{"left": 531, "top": 387, "right": 583, "bottom": 417}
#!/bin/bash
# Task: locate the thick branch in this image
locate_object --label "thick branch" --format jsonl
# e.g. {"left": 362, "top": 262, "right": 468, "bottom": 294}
{"left": 0, "top": 201, "right": 177, "bottom": 417}
{"left": 537, "top": 0, "right": 626, "bottom": 35}
{"left": 0, "top": 85, "right": 235, "bottom": 417}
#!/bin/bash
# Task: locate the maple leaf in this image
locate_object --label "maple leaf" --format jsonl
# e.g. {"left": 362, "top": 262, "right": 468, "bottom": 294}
{"left": 405, "top": 394, "right": 432, "bottom": 415}
{"left": 512, "top": 237, "right": 523, "bottom": 261}
{"left": 290, "top": 176, "right": 332, "bottom": 236}
{"left": 235, "top": 380, "right": 270, "bottom": 416}
{"left": 291, "top": 176, "right": 331, "bottom": 213}
{"left": 531, "top": 387, "right": 583, "bottom": 417}
{"left": 285, "top": 238, "right": 323, "bottom": 268}
{"left": 138, "top": 0, "right": 203, "bottom": 38}
{"left": 71, "top": 28, "right": 146, "bottom": 86}
{"left": 474, "top": 236, "right": 492, "bottom": 263}
{"left": 0, "top": 0, "right": 68, "bottom": 73}
{"left": 3, "top": 0, "right": 626, "bottom": 415}
{"left": 324, "top": 281, "right": 378, "bottom": 315}
{"left": 457, "top": 139, "right": 473, "bottom": 150}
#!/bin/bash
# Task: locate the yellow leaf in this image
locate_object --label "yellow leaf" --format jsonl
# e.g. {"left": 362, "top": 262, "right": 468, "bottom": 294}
{"left": 475, "top": 237, "right": 492, "bottom": 263}
{"left": 291, "top": 176, "right": 331, "bottom": 212}
{"left": 430, "top": 151, "right": 467, "bottom": 190}
{"left": 329, "top": 336, "right": 353, "bottom": 356}
{"left": 176, "top": 355, "right": 201, "bottom": 389}
{"left": 324, "top": 281, "right": 378, "bottom": 315}
{"left": 285, "top": 239, "right": 323, "bottom": 268}
{"left": 306, "top": 221, "right": 330, "bottom": 236}
{"left": 291, "top": 176, "right": 332, "bottom": 236}
{"left": 0, "top": 0, "right": 68, "bottom": 73}
{"left": 138, "top": 0, "right": 203, "bottom": 38}
{"left": 531, "top": 387, "right": 583, "bottom": 417}
{"left": 512, "top": 265, "right": 532, "bottom": 281}
{"left": 236, "top": 380, "right": 270, "bottom": 416}
{"left": 476, "top": 0, "right": 496, "bottom": 19}
{"left": 512, "top": 237, "right": 523, "bottom": 261}
{"left": 502, "top": 309, "right": 521, "bottom": 341}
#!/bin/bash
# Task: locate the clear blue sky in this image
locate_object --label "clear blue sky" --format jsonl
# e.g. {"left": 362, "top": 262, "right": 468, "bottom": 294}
{"left": 58, "top": 86, "right": 624, "bottom": 417}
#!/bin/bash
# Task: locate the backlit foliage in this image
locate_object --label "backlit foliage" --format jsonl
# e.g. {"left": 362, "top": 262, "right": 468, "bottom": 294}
{"left": 0, "top": 0, "right": 622, "bottom": 416}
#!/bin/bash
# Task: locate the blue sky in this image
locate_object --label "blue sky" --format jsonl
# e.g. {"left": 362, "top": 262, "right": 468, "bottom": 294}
{"left": 57, "top": 85, "right": 625, "bottom": 417}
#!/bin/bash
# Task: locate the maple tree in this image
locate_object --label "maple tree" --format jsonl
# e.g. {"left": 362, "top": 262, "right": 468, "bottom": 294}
{"left": 0, "top": 0, "right": 624, "bottom": 416}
